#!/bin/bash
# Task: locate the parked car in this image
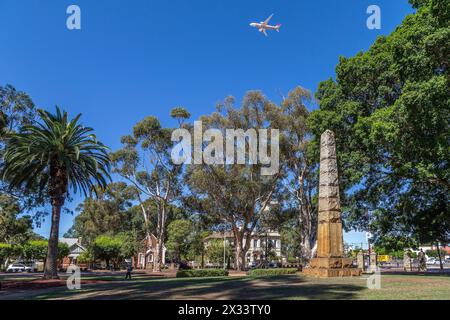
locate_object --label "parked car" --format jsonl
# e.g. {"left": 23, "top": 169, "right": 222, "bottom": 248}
{"left": 6, "top": 263, "right": 27, "bottom": 273}
{"left": 426, "top": 258, "right": 438, "bottom": 265}
{"left": 22, "top": 262, "right": 38, "bottom": 272}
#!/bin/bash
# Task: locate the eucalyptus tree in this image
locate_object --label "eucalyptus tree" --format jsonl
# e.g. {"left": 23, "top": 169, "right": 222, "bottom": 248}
{"left": 185, "top": 92, "right": 284, "bottom": 270}
{"left": 0, "top": 85, "right": 36, "bottom": 196}
{"left": 0, "top": 194, "right": 33, "bottom": 245}
{"left": 272, "top": 87, "right": 317, "bottom": 261}
{"left": 2, "top": 107, "right": 111, "bottom": 278}
{"left": 71, "top": 182, "right": 137, "bottom": 244}
{"left": 111, "top": 109, "right": 188, "bottom": 272}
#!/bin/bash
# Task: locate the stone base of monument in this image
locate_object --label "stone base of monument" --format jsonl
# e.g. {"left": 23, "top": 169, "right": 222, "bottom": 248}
{"left": 302, "top": 257, "right": 362, "bottom": 278}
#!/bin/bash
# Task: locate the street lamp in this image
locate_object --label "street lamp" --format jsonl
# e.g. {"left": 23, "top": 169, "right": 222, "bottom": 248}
{"left": 223, "top": 232, "right": 226, "bottom": 270}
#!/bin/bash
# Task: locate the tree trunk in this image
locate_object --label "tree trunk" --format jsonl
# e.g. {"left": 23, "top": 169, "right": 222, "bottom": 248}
{"left": 234, "top": 232, "right": 250, "bottom": 271}
{"left": 296, "top": 165, "right": 317, "bottom": 264}
{"left": 153, "top": 239, "right": 163, "bottom": 272}
{"left": 234, "top": 246, "right": 247, "bottom": 271}
{"left": 436, "top": 242, "right": 444, "bottom": 271}
{"left": 43, "top": 204, "right": 62, "bottom": 279}
{"left": 239, "top": 250, "right": 246, "bottom": 271}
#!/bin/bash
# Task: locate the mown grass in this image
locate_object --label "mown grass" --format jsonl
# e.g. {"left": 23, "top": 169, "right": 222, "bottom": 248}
{"left": 3, "top": 273, "right": 449, "bottom": 300}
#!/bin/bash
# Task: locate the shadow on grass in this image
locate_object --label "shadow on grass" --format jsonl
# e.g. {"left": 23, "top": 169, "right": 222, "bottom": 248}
{"left": 380, "top": 271, "right": 450, "bottom": 277}
{"left": 35, "top": 275, "right": 366, "bottom": 300}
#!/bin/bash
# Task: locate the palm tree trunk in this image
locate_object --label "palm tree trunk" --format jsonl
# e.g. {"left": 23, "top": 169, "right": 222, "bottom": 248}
{"left": 43, "top": 204, "right": 62, "bottom": 279}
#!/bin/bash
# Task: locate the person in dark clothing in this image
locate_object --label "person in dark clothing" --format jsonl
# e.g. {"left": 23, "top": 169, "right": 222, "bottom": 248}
{"left": 125, "top": 264, "right": 133, "bottom": 280}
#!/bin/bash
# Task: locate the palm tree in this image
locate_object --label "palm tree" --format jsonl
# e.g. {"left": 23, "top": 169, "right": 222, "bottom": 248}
{"left": 2, "top": 107, "right": 110, "bottom": 278}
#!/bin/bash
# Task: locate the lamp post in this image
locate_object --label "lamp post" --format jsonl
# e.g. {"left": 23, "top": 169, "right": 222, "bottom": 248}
{"left": 223, "top": 233, "right": 227, "bottom": 270}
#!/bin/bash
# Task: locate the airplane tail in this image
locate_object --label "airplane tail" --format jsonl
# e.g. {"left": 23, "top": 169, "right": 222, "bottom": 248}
{"left": 276, "top": 24, "right": 282, "bottom": 32}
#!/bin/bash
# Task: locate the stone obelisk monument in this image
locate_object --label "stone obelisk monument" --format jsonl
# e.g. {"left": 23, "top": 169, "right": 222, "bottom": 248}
{"left": 303, "top": 130, "right": 361, "bottom": 277}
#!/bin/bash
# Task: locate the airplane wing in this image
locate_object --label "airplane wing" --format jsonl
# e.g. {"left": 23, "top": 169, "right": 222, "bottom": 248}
{"left": 262, "top": 29, "right": 268, "bottom": 37}
{"left": 263, "top": 14, "right": 274, "bottom": 25}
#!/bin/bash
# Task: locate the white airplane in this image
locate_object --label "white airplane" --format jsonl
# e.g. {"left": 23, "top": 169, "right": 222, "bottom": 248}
{"left": 250, "top": 14, "right": 281, "bottom": 36}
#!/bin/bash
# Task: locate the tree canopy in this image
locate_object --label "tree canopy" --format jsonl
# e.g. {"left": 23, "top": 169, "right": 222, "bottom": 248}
{"left": 308, "top": 0, "right": 449, "bottom": 248}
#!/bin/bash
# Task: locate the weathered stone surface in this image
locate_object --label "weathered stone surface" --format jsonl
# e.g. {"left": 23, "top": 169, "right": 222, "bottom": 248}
{"left": 318, "top": 198, "right": 341, "bottom": 213}
{"left": 319, "top": 130, "right": 337, "bottom": 160}
{"left": 319, "top": 170, "right": 339, "bottom": 186}
{"left": 303, "top": 267, "right": 361, "bottom": 278}
{"left": 303, "top": 130, "right": 361, "bottom": 278}
{"left": 309, "top": 257, "right": 354, "bottom": 269}
{"left": 318, "top": 211, "right": 341, "bottom": 224}
{"left": 357, "top": 252, "right": 365, "bottom": 271}
{"left": 403, "top": 252, "right": 412, "bottom": 272}
{"left": 369, "top": 253, "right": 378, "bottom": 273}
{"left": 319, "top": 161, "right": 339, "bottom": 177}
{"left": 318, "top": 185, "right": 340, "bottom": 198}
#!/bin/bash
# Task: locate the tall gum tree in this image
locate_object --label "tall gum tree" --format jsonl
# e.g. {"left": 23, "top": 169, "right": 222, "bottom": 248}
{"left": 111, "top": 111, "right": 186, "bottom": 272}
{"left": 273, "top": 87, "right": 317, "bottom": 261}
{"left": 185, "top": 92, "right": 284, "bottom": 270}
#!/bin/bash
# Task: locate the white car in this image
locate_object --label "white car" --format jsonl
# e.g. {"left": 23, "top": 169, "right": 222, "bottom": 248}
{"left": 6, "top": 263, "right": 27, "bottom": 273}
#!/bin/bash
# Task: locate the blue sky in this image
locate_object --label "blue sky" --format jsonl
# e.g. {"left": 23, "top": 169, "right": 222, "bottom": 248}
{"left": 0, "top": 0, "right": 415, "bottom": 246}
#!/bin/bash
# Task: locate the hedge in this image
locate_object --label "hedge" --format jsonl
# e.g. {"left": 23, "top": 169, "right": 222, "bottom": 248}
{"left": 247, "top": 268, "right": 299, "bottom": 277}
{"left": 176, "top": 269, "right": 229, "bottom": 278}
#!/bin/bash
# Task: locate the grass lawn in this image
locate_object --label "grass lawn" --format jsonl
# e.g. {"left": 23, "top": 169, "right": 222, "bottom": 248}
{"left": 2, "top": 273, "right": 449, "bottom": 300}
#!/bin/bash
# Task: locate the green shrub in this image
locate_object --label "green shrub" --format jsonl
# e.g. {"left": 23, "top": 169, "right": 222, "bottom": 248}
{"left": 247, "top": 268, "right": 298, "bottom": 277}
{"left": 176, "top": 269, "right": 229, "bottom": 278}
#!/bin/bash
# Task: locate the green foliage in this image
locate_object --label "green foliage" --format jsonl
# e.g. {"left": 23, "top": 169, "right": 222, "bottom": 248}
{"left": 57, "top": 242, "right": 70, "bottom": 260}
{"left": 187, "top": 230, "right": 210, "bottom": 261}
{"left": 2, "top": 106, "right": 111, "bottom": 277}
{"left": 425, "top": 249, "right": 446, "bottom": 258}
{"left": 2, "top": 107, "right": 111, "bottom": 197}
{"left": 247, "top": 268, "right": 298, "bottom": 277}
{"left": 170, "top": 107, "right": 191, "bottom": 126}
{"left": 20, "top": 240, "right": 69, "bottom": 261}
{"left": 166, "top": 219, "right": 193, "bottom": 262}
{"left": 0, "top": 194, "right": 33, "bottom": 244}
{"left": 374, "top": 246, "right": 404, "bottom": 259}
{"left": 91, "top": 233, "right": 137, "bottom": 267}
{"left": 117, "top": 232, "right": 139, "bottom": 259}
{"left": 91, "top": 235, "right": 122, "bottom": 265}
{"left": 176, "top": 269, "right": 229, "bottom": 278}
{"left": 0, "top": 111, "right": 6, "bottom": 138}
{"left": 185, "top": 91, "right": 285, "bottom": 270}
{"left": 308, "top": 0, "right": 449, "bottom": 247}
{"left": 77, "top": 250, "right": 94, "bottom": 264}
{"left": 0, "top": 85, "right": 35, "bottom": 133}
{"left": 72, "top": 182, "right": 136, "bottom": 244}
{"left": 205, "top": 239, "right": 232, "bottom": 267}
{"left": 21, "top": 240, "right": 48, "bottom": 260}
{"left": 0, "top": 243, "right": 18, "bottom": 263}
{"left": 111, "top": 111, "right": 184, "bottom": 271}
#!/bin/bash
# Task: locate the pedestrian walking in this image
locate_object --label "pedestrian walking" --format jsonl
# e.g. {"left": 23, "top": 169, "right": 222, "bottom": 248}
{"left": 125, "top": 264, "right": 133, "bottom": 280}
